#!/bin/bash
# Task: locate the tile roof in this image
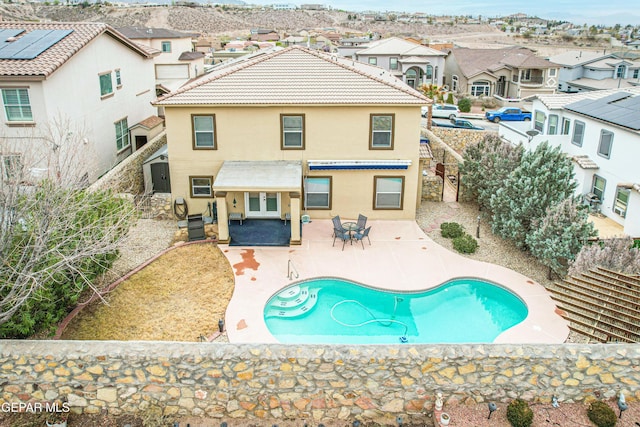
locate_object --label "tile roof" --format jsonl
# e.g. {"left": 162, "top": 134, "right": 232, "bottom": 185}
{"left": 134, "top": 115, "right": 164, "bottom": 129}
{"left": 0, "top": 22, "right": 155, "bottom": 78}
{"left": 358, "top": 37, "right": 445, "bottom": 57}
{"left": 451, "top": 46, "right": 556, "bottom": 79}
{"left": 156, "top": 45, "right": 429, "bottom": 106}
{"left": 178, "top": 51, "right": 205, "bottom": 61}
{"left": 116, "top": 27, "right": 198, "bottom": 40}
{"left": 571, "top": 155, "right": 599, "bottom": 169}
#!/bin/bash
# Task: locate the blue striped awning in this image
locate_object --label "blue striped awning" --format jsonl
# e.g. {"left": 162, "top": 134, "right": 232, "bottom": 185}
{"left": 307, "top": 160, "right": 411, "bottom": 170}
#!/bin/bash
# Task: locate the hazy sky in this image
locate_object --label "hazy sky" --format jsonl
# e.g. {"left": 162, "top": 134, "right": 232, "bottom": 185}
{"left": 245, "top": 0, "right": 640, "bottom": 26}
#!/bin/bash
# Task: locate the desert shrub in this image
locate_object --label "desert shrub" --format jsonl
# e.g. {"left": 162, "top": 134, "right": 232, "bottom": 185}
{"left": 506, "top": 399, "right": 533, "bottom": 427}
{"left": 481, "top": 96, "right": 498, "bottom": 109}
{"left": 587, "top": 400, "right": 617, "bottom": 427}
{"left": 445, "top": 93, "right": 455, "bottom": 104}
{"left": 458, "top": 97, "right": 471, "bottom": 112}
{"left": 453, "top": 233, "right": 478, "bottom": 254}
{"left": 440, "top": 222, "right": 464, "bottom": 239}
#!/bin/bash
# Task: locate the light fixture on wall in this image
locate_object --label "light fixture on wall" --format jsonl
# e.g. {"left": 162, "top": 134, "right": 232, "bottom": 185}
{"left": 233, "top": 195, "right": 237, "bottom": 208}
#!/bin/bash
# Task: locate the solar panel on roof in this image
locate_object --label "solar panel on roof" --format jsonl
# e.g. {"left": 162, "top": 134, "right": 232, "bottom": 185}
{"left": 0, "top": 29, "right": 73, "bottom": 60}
{"left": 566, "top": 92, "right": 640, "bottom": 131}
{"left": 0, "top": 29, "right": 26, "bottom": 51}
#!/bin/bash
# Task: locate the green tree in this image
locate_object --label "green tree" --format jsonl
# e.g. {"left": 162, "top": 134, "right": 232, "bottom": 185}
{"left": 569, "top": 237, "right": 640, "bottom": 276}
{"left": 457, "top": 97, "right": 471, "bottom": 112}
{"left": 489, "top": 141, "right": 577, "bottom": 249}
{"left": 445, "top": 93, "right": 454, "bottom": 104}
{"left": 526, "top": 197, "right": 596, "bottom": 277}
{"left": 460, "top": 134, "right": 523, "bottom": 210}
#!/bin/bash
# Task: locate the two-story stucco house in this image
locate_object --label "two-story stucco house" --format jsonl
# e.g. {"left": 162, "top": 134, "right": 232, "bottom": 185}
{"left": 117, "top": 27, "right": 205, "bottom": 94}
{"left": 154, "top": 46, "right": 428, "bottom": 244}
{"left": 548, "top": 50, "right": 640, "bottom": 93}
{"left": 499, "top": 87, "right": 640, "bottom": 237}
{"left": 444, "top": 46, "right": 559, "bottom": 99}
{"left": 339, "top": 37, "right": 446, "bottom": 90}
{"left": 0, "top": 22, "right": 158, "bottom": 183}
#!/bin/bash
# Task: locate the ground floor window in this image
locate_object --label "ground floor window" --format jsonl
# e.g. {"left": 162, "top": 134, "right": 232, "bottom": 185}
{"left": 614, "top": 187, "right": 630, "bottom": 217}
{"left": 190, "top": 176, "right": 213, "bottom": 197}
{"left": 2, "top": 154, "right": 21, "bottom": 181}
{"left": 304, "top": 176, "right": 331, "bottom": 209}
{"left": 592, "top": 175, "right": 606, "bottom": 202}
{"left": 374, "top": 176, "right": 404, "bottom": 209}
{"left": 470, "top": 80, "right": 490, "bottom": 96}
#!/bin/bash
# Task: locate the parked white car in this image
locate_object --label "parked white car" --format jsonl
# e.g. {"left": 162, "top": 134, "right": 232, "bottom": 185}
{"left": 421, "top": 104, "right": 460, "bottom": 119}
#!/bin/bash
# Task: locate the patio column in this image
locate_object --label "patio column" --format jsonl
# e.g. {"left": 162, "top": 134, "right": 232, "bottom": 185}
{"left": 289, "top": 191, "right": 301, "bottom": 245}
{"left": 215, "top": 191, "right": 230, "bottom": 244}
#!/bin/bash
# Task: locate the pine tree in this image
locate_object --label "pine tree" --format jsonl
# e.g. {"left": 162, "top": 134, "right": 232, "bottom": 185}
{"left": 489, "top": 141, "right": 577, "bottom": 248}
{"left": 526, "top": 197, "right": 596, "bottom": 277}
{"left": 460, "top": 134, "right": 523, "bottom": 210}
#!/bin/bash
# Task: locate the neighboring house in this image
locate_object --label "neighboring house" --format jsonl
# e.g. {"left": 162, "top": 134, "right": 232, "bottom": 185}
{"left": 444, "top": 46, "right": 559, "bottom": 99}
{"left": 344, "top": 37, "right": 446, "bottom": 90}
{"left": 154, "top": 45, "right": 428, "bottom": 244}
{"left": 499, "top": 87, "right": 640, "bottom": 237}
{"left": 548, "top": 50, "right": 640, "bottom": 93}
{"left": 250, "top": 29, "right": 280, "bottom": 42}
{"left": 0, "top": 21, "right": 158, "bottom": 183}
{"left": 117, "top": 26, "right": 205, "bottom": 94}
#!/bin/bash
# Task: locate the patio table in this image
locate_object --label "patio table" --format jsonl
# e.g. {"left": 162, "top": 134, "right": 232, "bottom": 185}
{"left": 342, "top": 221, "right": 358, "bottom": 242}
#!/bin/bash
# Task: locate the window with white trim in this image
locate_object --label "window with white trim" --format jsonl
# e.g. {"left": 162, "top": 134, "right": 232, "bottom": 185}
{"left": 634, "top": 69, "right": 639, "bottom": 79}
{"left": 549, "top": 68, "right": 557, "bottom": 77}
{"left": 592, "top": 175, "right": 606, "bottom": 202}
{"left": 390, "top": 57, "right": 398, "bottom": 70}
{"left": 190, "top": 176, "right": 213, "bottom": 197}
{"left": 374, "top": 176, "right": 404, "bottom": 209}
{"left": 614, "top": 187, "right": 630, "bottom": 217}
{"left": 547, "top": 114, "right": 558, "bottom": 135}
{"left": 534, "top": 111, "right": 545, "bottom": 132}
{"left": 161, "top": 41, "right": 172, "bottom": 53}
{"left": 598, "top": 130, "right": 614, "bottom": 159}
{"left": 115, "top": 118, "right": 129, "bottom": 151}
{"left": 616, "top": 64, "right": 627, "bottom": 78}
{"left": 426, "top": 65, "right": 433, "bottom": 79}
{"left": 470, "top": 80, "right": 490, "bottom": 96}
{"left": 304, "top": 177, "right": 331, "bottom": 209}
{"left": 370, "top": 114, "right": 394, "bottom": 149}
{"left": 368, "top": 57, "right": 377, "bottom": 65}
{"left": 571, "top": 120, "right": 585, "bottom": 146}
{"left": 115, "top": 69, "right": 122, "bottom": 87}
{"left": 281, "top": 114, "right": 304, "bottom": 149}
{"left": 1, "top": 88, "right": 33, "bottom": 121}
{"left": 99, "top": 72, "right": 113, "bottom": 97}
{"left": 192, "top": 115, "right": 215, "bottom": 149}
{"left": 561, "top": 118, "right": 571, "bottom": 135}
{"left": 451, "top": 75, "right": 459, "bottom": 91}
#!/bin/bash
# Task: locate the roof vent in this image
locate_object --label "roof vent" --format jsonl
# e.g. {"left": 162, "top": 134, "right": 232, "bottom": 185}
{"left": 6, "top": 36, "right": 17, "bottom": 43}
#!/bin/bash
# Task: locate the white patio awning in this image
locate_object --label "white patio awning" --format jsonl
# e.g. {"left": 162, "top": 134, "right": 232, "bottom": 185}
{"left": 214, "top": 160, "right": 302, "bottom": 191}
{"left": 307, "top": 159, "right": 412, "bottom": 170}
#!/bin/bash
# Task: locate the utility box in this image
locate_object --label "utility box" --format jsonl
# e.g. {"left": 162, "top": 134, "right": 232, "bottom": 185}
{"left": 187, "top": 214, "right": 205, "bottom": 241}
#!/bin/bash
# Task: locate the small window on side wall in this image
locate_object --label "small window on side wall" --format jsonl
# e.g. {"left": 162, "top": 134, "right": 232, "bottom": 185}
{"left": 374, "top": 176, "right": 404, "bottom": 209}
{"left": 281, "top": 114, "right": 304, "bottom": 149}
{"left": 598, "top": 130, "right": 613, "bottom": 159}
{"left": 304, "top": 177, "right": 331, "bottom": 209}
{"left": 190, "top": 176, "right": 213, "bottom": 198}
{"left": 571, "top": 120, "right": 585, "bottom": 146}
{"left": 192, "top": 115, "right": 216, "bottom": 149}
{"left": 161, "top": 41, "right": 172, "bottom": 53}
{"left": 547, "top": 115, "right": 558, "bottom": 135}
{"left": 99, "top": 72, "right": 113, "bottom": 97}
{"left": 370, "top": 114, "right": 394, "bottom": 149}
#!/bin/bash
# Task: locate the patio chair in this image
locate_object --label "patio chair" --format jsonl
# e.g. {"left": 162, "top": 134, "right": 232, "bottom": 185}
{"left": 332, "top": 227, "right": 351, "bottom": 251}
{"left": 353, "top": 226, "right": 371, "bottom": 249}
{"left": 356, "top": 214, "right": 367, "bottom": 232}
{"left": 331, "top": 215, "right": 342, "bottom": 237}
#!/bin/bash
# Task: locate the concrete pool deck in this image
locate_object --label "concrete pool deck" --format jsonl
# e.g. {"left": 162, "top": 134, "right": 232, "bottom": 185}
{"left": 221, "top": 219, "right": 569, "bottom": 344}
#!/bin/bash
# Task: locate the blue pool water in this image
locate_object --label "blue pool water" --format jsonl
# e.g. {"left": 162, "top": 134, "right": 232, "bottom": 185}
{"left": 264, "top": 277, "right": 528, "bottom": 344}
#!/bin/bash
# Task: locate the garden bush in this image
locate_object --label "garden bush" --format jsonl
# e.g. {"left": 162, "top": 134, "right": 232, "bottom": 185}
{"left": 506, "top": 399, "right": 533, "bottom": 427}
{"left": 440, "top": 222, "right": 464, "bottom": 239}
{"left": 587, "top": 400, "right": 616, "bottom": 427}
{"left": 458, "top": 97, "right": 471, "bottom": 112}
{"left": 452, "top": 233, "right": 478, "bottom": 254}
{"left": 445, "top": 93, "right": 455, "bottom": 104}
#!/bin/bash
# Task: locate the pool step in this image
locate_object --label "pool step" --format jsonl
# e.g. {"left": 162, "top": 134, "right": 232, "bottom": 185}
{"left": 266, "top": 287, "right": 319, "bottom": 318}
{"left": 275, "top": 285, "right": 303, "bottom": 301}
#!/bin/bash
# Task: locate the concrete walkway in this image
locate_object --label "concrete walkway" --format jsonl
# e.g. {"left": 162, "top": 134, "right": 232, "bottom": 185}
{"left": 221, "top": 219, "right": 568, "bottom": 344}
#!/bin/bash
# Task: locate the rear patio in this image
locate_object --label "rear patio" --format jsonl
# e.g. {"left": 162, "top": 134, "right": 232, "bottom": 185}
{"left": 222, "top": 218, "right": 568, "bottom": 344}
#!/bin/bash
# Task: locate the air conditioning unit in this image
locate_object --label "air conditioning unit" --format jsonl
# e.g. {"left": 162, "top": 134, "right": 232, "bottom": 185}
{"left": 613, "top": 206, "right": 626, "bottom": 217}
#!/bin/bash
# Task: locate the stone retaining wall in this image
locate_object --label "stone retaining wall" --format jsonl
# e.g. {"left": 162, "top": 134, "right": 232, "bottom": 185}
{"left": 429, "top": 128, "right": 493, "bottom": 155}
{"left": 1, "top": 341, "right": 638, "bottom": 425}
{"left": 422, "top": 175, "right": 443, "bottom": 201}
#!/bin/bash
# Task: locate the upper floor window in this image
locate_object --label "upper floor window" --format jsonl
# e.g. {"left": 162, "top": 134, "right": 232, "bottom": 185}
{"left": 634, "top": 69, "right": 639, "bottom": 79}
{"left": 161, "top": 41, "right": 172, "bottom": 53}
{"left": 370, "top": 114, "right": 394, "bottom": 149}
{"left": 451, "top": 75, "right": 459, "bottom": 91}
{"left": 374, "top": 176, "right": 404, "bottom": 209}
{"left": 547, "top": 115, "right": 558, "bottom": 135}
{"left": 281, "top": 114, "right": 305, "bottom": 149}
{"left": 304, "top": 177, "right": 331, "bottom": 209}
{"left": 1, "top": 88, "right": 33, "bottom": 121}
{"left": 521, "top": 69, "right": 532, "bottom": 81}
{"left": 571, "top": 120, "right": 585, "bottom": 146}
{"left": 115, "top": 69, "right": 122, "bottom": 88}
{"left": 534, "top": 111, "right": 545, "bottom": 132}
{"left": 597, "top": 130, "right": 613, "bottom": 159}
{"left": 99, "top": 72, "right": 113, "bottom": 97}
{"left": 561, "top": 118, "right": 571, "bottom": 135}
{"left": 614, "top": 187, "right": 630, "bottom": 217}
{"left": 115, "top": 118, "right": 129, "bottom": 152}
{"left": 470, "top": 80, "right": 490, "bottom": 96}
{"left": 616, "top": 64, "right": 627, "bottom": 78}
{"left": 390, "top": 57, "right": 398, "bottom": 70}
{"left": 549, "top": 68, "right": 557, "bottom": 77}
{"left": 192, "top": 115, "right": 216, "bottom": 149}
{"left": 368, "top": 57, "right": 377, "bottom": 65}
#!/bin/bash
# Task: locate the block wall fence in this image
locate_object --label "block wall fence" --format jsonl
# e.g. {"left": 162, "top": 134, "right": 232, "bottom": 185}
{"left": 1, "top": 341, "right": 639, "bottom": 425}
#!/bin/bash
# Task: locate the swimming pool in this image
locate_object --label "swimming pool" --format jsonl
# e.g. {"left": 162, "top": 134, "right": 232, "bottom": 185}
{"left": 264, "top": 277, "right": 528, "bottom": 344}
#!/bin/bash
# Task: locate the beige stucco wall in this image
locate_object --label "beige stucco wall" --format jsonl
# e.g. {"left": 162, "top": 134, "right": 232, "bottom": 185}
{"left": 164, "top": 105, "right": 422, "bottom": 221}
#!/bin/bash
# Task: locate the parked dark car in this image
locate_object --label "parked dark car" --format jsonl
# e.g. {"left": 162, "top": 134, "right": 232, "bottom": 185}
{"left": 432, "top": 118, "right": 485, "bottom": 130}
